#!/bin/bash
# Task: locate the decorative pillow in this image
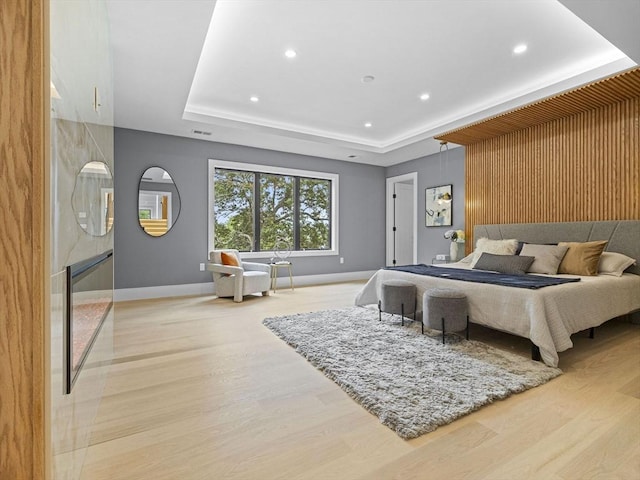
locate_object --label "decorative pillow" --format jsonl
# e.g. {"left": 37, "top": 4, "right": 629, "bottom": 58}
{"left": 458, "top": 252, "right": 475, "bottom": 264}
{"left": 469, "top": 237, "right": 519, "bottom": 268}
{"left": 472, "top": 252, "right": 535, "bottom": 275}
{"left": 598, "top": 252, "right": 636, "bottom": 276}
{"left": 220, "top": 251, "right": 240, "bottom": 267}
{"left": 519, "top": 244, "right": 569, "bottom": 274}
{"left": 557, "top": 241, "right": 607, "bottom": 276}
{"left": 515, "top": 241, "right": 527, "bottom": 255}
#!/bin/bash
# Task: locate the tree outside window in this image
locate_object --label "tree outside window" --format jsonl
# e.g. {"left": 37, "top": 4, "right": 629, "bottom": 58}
{"left": 213, "top": 168, "right": 331, "bottom": 252}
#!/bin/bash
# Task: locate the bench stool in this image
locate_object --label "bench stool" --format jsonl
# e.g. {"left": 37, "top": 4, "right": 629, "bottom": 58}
{"left": 423, "top": 288, "right": 469, "bottom": 343}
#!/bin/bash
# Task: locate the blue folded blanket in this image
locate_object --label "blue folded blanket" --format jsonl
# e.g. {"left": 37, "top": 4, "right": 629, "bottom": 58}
{"left": 385, "top": 264, "right": 580, "bottom": 289}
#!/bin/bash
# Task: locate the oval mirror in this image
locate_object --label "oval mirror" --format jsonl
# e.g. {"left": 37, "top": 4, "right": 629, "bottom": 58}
{"left": 138, "top": 166, "right": 181, "bottom": 237}
{"left": 72, "top": 160, "right": 114, "bottom": 236}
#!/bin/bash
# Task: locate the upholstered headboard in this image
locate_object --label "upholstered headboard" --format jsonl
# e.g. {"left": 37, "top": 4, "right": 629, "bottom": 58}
{"left": 474, "top": 220, "right": 640, "bottom": 276}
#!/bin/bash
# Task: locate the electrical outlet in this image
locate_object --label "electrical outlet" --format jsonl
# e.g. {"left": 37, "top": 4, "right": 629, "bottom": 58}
{"left": 199, "top": 263, "right": 205, "bottom": 271}
{"left": 340, "top": 257, "right": 344, "bottom": 264}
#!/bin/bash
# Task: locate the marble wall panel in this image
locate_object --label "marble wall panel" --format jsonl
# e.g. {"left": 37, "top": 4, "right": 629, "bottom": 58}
{"left": 51, "top": 118, "right": 113, "bottom": 273}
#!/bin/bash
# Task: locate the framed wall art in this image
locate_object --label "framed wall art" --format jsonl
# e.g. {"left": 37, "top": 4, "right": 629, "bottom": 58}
{"left": 425, "top": 184, "right": 452, "bottom": 227}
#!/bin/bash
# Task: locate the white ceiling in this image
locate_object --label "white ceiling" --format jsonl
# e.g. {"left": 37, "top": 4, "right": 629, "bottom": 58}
{"left": 106, "top": 0, "right": 637, "bottom": 167}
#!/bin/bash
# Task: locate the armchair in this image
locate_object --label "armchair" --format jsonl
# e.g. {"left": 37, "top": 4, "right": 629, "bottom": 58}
{"left": 207, "top": 249, "right": 271, "bottom": 302}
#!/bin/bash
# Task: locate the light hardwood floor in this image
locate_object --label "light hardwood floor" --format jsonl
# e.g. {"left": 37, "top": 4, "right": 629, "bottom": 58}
{"left": 80, "top": 282, "right": 640, "bottom": 480}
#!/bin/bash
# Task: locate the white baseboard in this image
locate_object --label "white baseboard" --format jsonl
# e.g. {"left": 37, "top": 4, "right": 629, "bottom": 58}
{"left": 114, "top": 270, "right": 376, "bottom": 302}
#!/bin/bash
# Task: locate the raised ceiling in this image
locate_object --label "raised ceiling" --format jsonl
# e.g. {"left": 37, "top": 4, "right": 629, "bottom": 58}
{"left": 106, "top": 0, "right": 637, "bottom": 166}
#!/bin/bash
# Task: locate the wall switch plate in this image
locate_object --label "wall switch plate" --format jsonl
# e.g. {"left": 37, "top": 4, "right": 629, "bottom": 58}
{"left": 199, "top": 263, "right": 205, "bottom": 271}
{"left": 340, "top": 257, "right": 344, "bottom": 264}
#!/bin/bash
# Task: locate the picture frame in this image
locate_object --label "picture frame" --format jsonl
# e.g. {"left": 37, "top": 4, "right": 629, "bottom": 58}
{"left": 425, "top": 184, "right": 452, "bottom": 227}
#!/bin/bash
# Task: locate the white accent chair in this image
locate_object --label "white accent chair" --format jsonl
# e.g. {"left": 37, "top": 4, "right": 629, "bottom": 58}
{"left": 207, "top": 249, "right": 271, "bottom": 302}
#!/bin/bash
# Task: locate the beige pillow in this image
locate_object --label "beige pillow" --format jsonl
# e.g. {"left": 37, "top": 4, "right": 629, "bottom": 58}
{"left": 598, "top": 252, "right": 636, "bottom": 276}
{"left": 519, "top": 244, "right": 568, "bottom": 274}
{"left": 557, "top": 241, "right": 607, "bottom": 276}
{"left": 469, "top": 237, "right": 519, "bottom": 268}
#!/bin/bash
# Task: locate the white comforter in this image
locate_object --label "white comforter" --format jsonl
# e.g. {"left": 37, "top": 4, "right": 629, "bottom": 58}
{"left": 355, "top": 263, "right": 640, "bottom": 367}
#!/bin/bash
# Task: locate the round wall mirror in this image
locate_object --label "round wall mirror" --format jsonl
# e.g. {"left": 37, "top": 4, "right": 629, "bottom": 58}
{"left": 72, "top": 160, "right": 114, "bottom": 236}
{"left": 138, "top": 166, "right": 181, "bottom": 237}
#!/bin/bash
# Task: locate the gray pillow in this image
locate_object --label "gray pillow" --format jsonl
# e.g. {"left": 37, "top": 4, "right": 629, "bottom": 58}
{"left": 472, "top": 252, "right": 535, "bottom": 275}
{"left": 519, "top": 244, "right": 569, "bottom": 274}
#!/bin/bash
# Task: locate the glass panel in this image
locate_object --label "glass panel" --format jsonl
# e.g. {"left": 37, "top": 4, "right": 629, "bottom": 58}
{"left": 259, "top": 173, "right": 294, "bottom": 251}
{"left": 299, "top": 178, "right": 331, "bottom": 250}
{"left": 214, "top": 169, "right": 255, "bottom": 251}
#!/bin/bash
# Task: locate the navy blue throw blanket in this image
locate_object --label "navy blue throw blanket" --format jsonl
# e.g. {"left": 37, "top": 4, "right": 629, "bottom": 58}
{"left": 385, "top": 264, "right": 581, "bottom": 290}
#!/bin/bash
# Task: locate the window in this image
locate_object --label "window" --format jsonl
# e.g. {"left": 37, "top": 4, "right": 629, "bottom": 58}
{"left": 209, "top": 160, "right": 338, "bottom": 258}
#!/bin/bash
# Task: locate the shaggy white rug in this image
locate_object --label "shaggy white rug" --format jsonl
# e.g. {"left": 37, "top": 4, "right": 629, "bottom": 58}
{"left": 263, "top": 306, "right": 562, "bottom": 439}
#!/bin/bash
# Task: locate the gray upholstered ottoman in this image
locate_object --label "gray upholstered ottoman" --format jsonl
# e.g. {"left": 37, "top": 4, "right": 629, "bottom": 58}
{"left": 423, "top": 288, "right": 469, "bottom": 343}
{"left": 378, "top": 280, "right": 417, "bottom": 326}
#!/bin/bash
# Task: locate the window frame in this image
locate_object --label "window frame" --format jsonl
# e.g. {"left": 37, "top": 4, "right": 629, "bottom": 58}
{"left": 208, "top": 159, "right": 339, "bottom": 259}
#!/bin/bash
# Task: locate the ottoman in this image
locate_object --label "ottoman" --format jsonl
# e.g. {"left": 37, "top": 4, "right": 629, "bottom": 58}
{"left": 423, "top": 288, "right": 469, "bottom": 343}
{"left": 378, "top": 280, "right": 417, "bottom": 327}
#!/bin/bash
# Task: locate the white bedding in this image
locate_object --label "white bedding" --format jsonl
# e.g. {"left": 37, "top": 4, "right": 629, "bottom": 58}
{"left": 355, "top": 262, "right": 640, "bottom": 367}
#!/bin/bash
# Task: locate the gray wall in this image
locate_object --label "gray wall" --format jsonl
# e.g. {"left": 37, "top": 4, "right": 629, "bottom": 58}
{"left": 385, "top": 146, "right": 466, "bottom": 264}
{"left": 114, "top": 128, "right": 387, "bottom": 289}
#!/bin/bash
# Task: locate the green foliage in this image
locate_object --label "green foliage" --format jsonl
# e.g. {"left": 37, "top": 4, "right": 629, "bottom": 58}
{"left": 213, "top": 168, "right": 331, "bottom": 252}
{"left": 259, "top": 174, "right": 294, "bottom": 251}
{"left": 300, "top": 178, "right": 330, "bottom": 249}
{"left": 214, "top": 169, "right": 254, "bottom": 250}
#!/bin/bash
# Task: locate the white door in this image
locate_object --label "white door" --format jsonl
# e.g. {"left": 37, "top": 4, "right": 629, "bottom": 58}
{"left": 393, "top": 183, "right": 414, "bottom": 265}
{"left": 386, "top": 173, "right": 417, "bottom": 266}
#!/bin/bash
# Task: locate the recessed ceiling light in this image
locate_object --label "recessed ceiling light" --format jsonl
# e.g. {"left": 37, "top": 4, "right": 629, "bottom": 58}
{"left": 419, "top": 93, "right": 430, "bottom": 101}
{"left": 284, "top": 49, "right": 297, "bottom": 59}
{"left": 364, "top": 122, "right": 372, "bottom": 128}
{"left": 513, "top": 43, "right": 527, "bottom": 54}
{"left": 362, "top": 75, "right": 375, "bottom": 83}
{"left": 250, "top": 96, "right": 259, "bottom": 102}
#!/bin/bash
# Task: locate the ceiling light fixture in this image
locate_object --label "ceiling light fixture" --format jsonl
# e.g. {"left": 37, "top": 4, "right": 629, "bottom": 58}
{"left": 513, "top": 43, "right": 527, "bottom": 54}
{"left": 361, "top": 75, "right": 375, "bottom": 83}
{"left": 419, "top": 93, "right": 430, "bottom": 101}
{"left": 250, "top": 96, "right": 259, "bottom": 102}
{"left": 284, "top": 49, "right": 297, "bottom": 58}
{"left": 364, "top": 122, "right": 372, "bottom": 128}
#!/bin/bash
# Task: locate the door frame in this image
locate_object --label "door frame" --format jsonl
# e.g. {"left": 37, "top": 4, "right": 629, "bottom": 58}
{"left": 386, "top": 172, "right": 418, "bottom": 266}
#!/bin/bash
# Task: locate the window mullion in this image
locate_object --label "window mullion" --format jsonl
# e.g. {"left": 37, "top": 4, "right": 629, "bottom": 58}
{"left": 294, "top": 177, "right": 300, "bottom": 250}
{"left": 254, "top": 172, "right": 260, "bottom": 252}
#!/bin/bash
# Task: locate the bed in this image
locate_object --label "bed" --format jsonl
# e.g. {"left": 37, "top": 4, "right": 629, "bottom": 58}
{"left": 355, "top": 220, "right": 640, "bottom": 367}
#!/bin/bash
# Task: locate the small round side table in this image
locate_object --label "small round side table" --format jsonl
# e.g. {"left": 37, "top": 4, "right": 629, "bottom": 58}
{"left": 270, "top": 262, "right": 294, "bottom": 293}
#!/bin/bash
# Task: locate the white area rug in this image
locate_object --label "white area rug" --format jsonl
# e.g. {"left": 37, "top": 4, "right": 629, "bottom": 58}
{"left": 263, "top": 306, "right": 562, "bottom": 439}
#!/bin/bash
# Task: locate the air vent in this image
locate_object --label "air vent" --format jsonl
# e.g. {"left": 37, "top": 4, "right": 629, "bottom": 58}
{"left": 192, "top": 129, "right": 212, "bottom": 136}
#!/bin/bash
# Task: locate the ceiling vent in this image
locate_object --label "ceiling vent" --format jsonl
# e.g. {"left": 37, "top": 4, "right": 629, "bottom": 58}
{"left": 192, "top": 129, "right": 212, "bottom": 136}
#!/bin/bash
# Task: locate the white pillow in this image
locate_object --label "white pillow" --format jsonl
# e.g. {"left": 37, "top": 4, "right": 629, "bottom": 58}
{"left": 519, "top": 244, "right": 569, "bottom": 274}
{"left": 598, "top": 252, "right": 636, "bottom": 276}
{"left": 469, "top": 237, "right": 519, "bottom": 268}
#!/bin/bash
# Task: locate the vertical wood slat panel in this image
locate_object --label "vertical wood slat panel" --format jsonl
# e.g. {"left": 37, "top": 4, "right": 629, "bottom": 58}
{"left": 465, "top": 96, "right": 640, "bottom": 252}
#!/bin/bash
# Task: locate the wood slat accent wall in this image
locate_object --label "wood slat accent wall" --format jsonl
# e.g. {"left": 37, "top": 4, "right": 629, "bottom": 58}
{"left": 438, "top": 68, "right": 640, "bottom": 145}
{"left": 0, "top": 0, "right": 48, "bottom": 478}
{"left": 462, "top": 96, "right": 639, "bottom": 251}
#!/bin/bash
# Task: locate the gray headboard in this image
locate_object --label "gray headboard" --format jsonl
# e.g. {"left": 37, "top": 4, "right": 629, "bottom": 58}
{"left": 474, "top": 220, "right": 640, "bottom": 276}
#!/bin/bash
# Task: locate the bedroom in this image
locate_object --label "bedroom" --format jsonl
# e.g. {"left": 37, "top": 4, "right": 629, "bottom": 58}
{"left": 2, "top": 1, "right": 639, "bottom": 479}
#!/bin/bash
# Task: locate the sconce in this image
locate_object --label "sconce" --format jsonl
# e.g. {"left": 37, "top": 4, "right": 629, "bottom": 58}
{"left": 437, "top": 191, "right": 452, "bottom": 204}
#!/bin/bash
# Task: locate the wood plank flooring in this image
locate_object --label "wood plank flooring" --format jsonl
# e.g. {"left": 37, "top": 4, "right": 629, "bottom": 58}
{"left": 80, "top": 282, "right": 640, "bottom": 480}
